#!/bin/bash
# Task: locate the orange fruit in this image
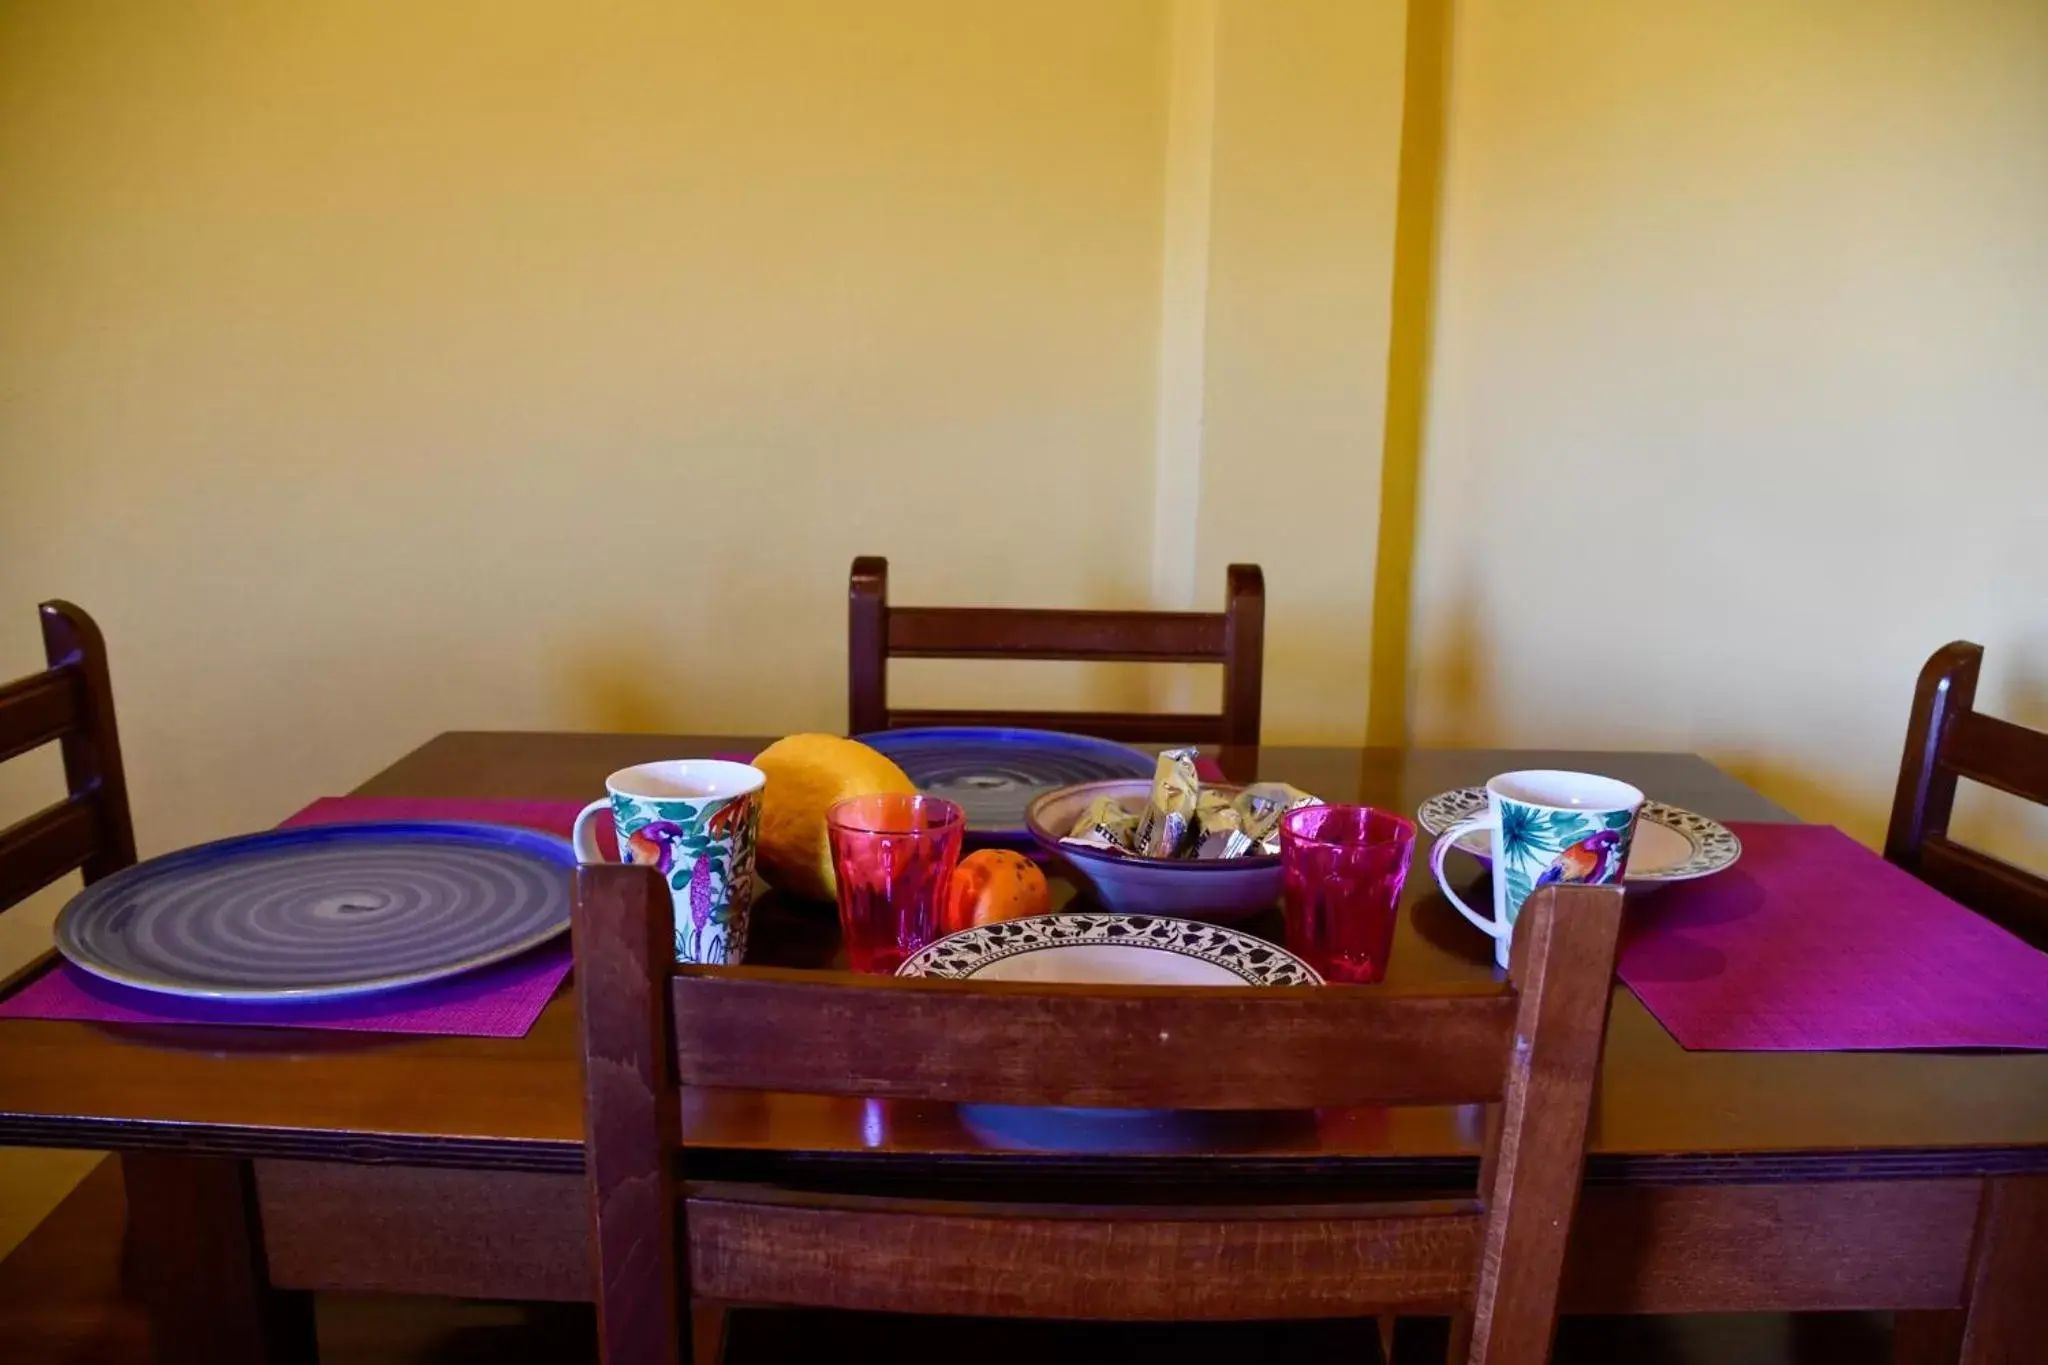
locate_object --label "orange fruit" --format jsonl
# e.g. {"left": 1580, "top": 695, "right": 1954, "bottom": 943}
{"left": 944, "top": 849, "right": 1051, "bottom": 932}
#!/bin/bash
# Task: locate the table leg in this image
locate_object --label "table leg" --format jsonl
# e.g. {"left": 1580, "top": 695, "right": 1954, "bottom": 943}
{"left": 122, "top": 1153, "right": 317, "bottom": 1365}
{"left": 1955, "top": 1175, "right": 2048, "bottom": 1365}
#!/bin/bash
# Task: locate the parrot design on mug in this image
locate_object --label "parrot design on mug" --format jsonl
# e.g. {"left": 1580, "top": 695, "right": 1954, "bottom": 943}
{"left": 1534, "top": 827, "right": 1627, "bottom": 888}
{"left": 623, "top": 821, "right": 689, "bottom": 877}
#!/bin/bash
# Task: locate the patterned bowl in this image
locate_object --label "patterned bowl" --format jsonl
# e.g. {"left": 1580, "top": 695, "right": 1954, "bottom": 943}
{"left": 1024, "top": 779, "right": 1283, "bottom": 922}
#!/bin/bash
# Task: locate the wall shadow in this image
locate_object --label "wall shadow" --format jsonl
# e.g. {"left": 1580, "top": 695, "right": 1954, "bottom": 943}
{"left": 1365, "top": 0, "right": 1452, "bottom": 746}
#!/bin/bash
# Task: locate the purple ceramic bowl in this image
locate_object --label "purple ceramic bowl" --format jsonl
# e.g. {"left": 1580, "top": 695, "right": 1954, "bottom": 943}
{"left": 1024, "top": 779, "right": 1283, "bottom": 922}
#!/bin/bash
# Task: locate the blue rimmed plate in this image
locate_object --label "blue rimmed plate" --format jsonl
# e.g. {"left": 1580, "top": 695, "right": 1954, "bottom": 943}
{"left": 857, "top": 727, "right": 1155, "bottom": 840}
{"left": 53, "top": 821, "right": 574, "bottom": 1002}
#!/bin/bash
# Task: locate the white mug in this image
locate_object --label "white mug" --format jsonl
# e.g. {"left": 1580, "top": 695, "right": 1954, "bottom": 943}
{"left": 572, "top": 759, "right": 765, "bottom": 965}
{"left": 1430, "top": 770, "right": 1644, "bottom": 969}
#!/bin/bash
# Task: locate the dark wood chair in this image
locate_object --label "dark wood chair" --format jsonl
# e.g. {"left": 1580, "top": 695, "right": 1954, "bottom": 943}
{"left": 0, "top": 608, "right": 618, "bottom": 1362}
{"left": 1885, "top": 641, "right": 2048, "bottom": 948}
{"left": 573, "top": 864, "right": 1626, "bottom": 1365}
{"left": 847, "top": 555, "right": 1265, "bottom": 745}
{"left": 0, "top": 600, "right": 136, "bottom": 936}
{"left": 0, "top": 602, "right": 141, "bottom": 1348}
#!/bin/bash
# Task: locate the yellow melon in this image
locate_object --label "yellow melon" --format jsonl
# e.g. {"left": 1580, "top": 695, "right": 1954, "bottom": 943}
{"left": 753, "top": 734, "right": 917, "bottom": 901}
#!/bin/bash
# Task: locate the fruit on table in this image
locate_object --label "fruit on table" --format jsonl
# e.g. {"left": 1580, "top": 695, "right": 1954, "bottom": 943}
{"left": 944, "top": 849, "right": 1051, "bottom": 932}
{"left": 753, "top": 733, "right": 916, "bottom": 901}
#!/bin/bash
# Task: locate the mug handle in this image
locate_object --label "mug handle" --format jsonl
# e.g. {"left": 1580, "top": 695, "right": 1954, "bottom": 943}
{"left": 571, "top": 799, "right": 613, "bottom": 864}
{"left": 1431, "top": 815, "right": 1506, "bottom": 944}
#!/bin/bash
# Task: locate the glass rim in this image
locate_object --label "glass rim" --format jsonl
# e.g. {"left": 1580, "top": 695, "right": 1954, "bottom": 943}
{"left": 826, "top": 792, "right": 965, "bottom": 835}
{"left": 1279, "top": 803, "right": 1417, "bottom": 849}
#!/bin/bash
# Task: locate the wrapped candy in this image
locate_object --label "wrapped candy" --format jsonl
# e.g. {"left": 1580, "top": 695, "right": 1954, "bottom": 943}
{"left": 1132, "top": 748, "right": 1201, "bottom": 858}
{"left": 1194, "top": 787, "right": 1250, "bottom": 860}
{"left": 1062, "top": 794, "right": 1140, "bottom": 853}
{"left": 1060, "top": 753, "right": 1325, "bottom": 862}
{"left": 1234, "top": 782, "right": 1322, "bottom": 855}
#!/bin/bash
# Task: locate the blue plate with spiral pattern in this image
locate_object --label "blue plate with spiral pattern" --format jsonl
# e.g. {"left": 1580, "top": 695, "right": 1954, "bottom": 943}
{"left": 53, "top": 822, "right": 574, "bottom": 1002}
{"left": 857, "top": 727, "right": 1156, "bottom": 840}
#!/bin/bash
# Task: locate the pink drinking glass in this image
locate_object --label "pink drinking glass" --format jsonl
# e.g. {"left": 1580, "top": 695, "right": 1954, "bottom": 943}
{"left": 1279, "top": 805, "right": 1416, "bottom": 985}
{"left": 826, "top": 793, "right": 966, "bottom": 974}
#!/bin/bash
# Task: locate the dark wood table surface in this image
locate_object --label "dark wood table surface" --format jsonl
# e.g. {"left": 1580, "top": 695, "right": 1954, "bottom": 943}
{"left": 2, "top": 733, "right": 2044, "bottom": 1362}
{"left": 3, "top": 732, "right": 2043, "bottom": 1179}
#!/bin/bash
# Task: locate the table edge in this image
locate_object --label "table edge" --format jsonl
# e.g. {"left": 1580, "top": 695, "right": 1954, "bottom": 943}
{"left": 7, "top": 1112, "right": 2046, "bottom": 1186}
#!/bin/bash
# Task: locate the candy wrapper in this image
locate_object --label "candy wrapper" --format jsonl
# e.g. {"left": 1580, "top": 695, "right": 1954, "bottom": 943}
{"left": 1132, "top": 748, "right": 1201, "bottom": 857}
{"left": 1194, "top": 788, "right": 1248, "bottom": 860}
{"left": 1064, "top": 794, "right": 1140, "bottom": 853}
{"left": 1060, "top": 753, "right": 1322, "bottom": 861}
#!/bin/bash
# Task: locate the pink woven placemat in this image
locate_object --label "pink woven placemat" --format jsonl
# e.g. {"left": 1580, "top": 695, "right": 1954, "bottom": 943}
{"left": 1617, "top": 822, "right": 2048, "bottom": 1051}
{"left": 0, "top": 798, "right": 592, "bottom": 1038}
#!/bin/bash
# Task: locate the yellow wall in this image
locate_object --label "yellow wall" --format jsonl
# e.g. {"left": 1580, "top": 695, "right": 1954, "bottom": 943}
{"left": 1411, "top": 0, "right": 2048, "bottom": 865}
{"left": 1195, "top": 0, "right": 1405, "bottom": 739}
{"left": 0, "top": 1, "right": 1409, "bottom": 872}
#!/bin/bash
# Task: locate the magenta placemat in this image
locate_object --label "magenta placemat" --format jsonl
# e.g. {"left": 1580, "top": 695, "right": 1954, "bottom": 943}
{"left": 1617, "top": 821, "right": 2048, "bottom": 1051}
{"left": 0, "top": 797, "right": 591, "bottom": 1038}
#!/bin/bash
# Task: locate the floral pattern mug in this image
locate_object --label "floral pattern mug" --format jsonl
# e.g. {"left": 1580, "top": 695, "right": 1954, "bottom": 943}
{"left": 572, "top": 760, "right": 764, "bottom": 966}
{"left": 1429, "top": 770, "right": 1643, "bottom": 970}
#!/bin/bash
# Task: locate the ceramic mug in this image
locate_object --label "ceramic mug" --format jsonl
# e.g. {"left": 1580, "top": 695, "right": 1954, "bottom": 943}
{"left": 1429, "top": 770, "right": 1644, "bottom": 969}
{"left": 572, "top": 760, "right": 765, "bottom": 966}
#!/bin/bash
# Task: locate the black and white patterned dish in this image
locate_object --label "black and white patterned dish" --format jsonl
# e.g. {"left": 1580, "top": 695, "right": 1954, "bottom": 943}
{"left": 54, "top": 822, "right": 574, "bottom": 1002}
{"left": 1415, "top": 789, "right": 1741, "bottom": 883}
{"left": 897, "top": 912, "right": 1321, "bottom": 986}
{"left": 858, "top": 727, "right": 1155, "bottom": 837}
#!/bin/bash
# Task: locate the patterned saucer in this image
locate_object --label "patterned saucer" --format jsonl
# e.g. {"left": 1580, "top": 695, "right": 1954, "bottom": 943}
{"left": 858, "top": 727, "right": 1155, "bottom": 838}
{"left": 54, "top": 821, "right": 574, "bottom": 1002}
{"left": 1415, "top": 789, "right": 1740, "bottom": 883}
{"left": 898, "top": 912, "right": 1321, "bottom": 986}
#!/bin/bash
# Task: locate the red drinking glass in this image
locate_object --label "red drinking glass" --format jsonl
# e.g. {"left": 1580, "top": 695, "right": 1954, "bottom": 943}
{"left": 1279, "top": 804, "right": 1416, "bottom": 984}
{"left": 826, "top": 793, "right": 966, "bottom": 974}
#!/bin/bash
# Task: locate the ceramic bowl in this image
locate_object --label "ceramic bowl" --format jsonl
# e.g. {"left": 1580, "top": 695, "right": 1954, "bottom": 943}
{"left": 1024, "top": 779, "right": 1283, "bottom": 921}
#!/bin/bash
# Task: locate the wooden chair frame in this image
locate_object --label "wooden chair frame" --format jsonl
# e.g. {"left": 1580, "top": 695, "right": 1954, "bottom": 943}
{"left": 575, "top": 866, "right": 1624, "bottom": 1365}
{"left": 0, "top": 601, "right": 136, "bottom": 921}
{"left": 1885, "top": 641, "right": 2048, "bottom": 945}
{"left": 847, "top": 556, "right": 1266, "bottom": 746}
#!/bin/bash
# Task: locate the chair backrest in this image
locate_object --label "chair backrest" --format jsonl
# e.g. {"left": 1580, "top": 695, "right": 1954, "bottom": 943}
{"left": 0, "top": 602, "right": 135, "bottom": 918}
{"left": 847, "top": 556, "right": 1265, "bottom": 746}
{"left": 1885, "top": 641, "right": 2048, "bottom": 946}
{"left": 573, "top": 864, "right": 1625, "bottom": 1365}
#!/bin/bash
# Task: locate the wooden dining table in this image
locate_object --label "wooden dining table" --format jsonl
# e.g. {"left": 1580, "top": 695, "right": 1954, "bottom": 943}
{"left": 0, "top": 732, "right": 2044, "bottom": 1364}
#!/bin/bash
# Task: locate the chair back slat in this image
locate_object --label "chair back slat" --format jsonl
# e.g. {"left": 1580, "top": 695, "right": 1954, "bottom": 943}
{"left": 1885, "top": 641, "right": 2048, "bottom": 946}
{"left": 883, "top": 708, "right": 1234, "bottom": 745}
{"left": 0, "top": 603, "right": 135, "bottom": 919}
{"left": 847, "top": 556, "right": 1264, "bottom": 745}
{"left": 0, "top": 667, "right": 82, "bottom": 765}
{"left": 886, "top": 606, "right": 1227, "bottom": 662}
{"left": 685, "top": 1185, "right": 1482, "bottom": 1319}
{"left": 1946, "top": 712, "right": 2048, "bottom": 806}
{"left": 575, "top": 863, "right": 1623, "bottom": 1365}
{"left": 672, "top": 967, "right": 1517, "bottom": 1108}
{"left": 1919, "top": 836, "right": 2048, "bottom": 943}
{"left": 0, "top": 796, "right": 101, "bottom": 915}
